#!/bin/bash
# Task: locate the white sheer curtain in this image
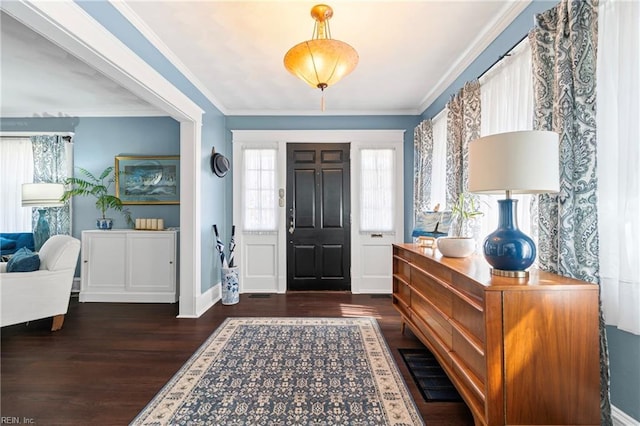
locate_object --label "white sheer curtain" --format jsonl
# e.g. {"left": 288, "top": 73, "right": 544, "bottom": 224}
{"left": 360, "top": 148, "right": 394, "bottom": 232}
{"left": 242, "top": 148, "right": 277, "bottom": 232}
{"left": 478, "top": 39, "right": 534, "bottom": 244}
{"left": 0, "top": 137, "right": 34, "bottom": 232}
{"left": 597, "top": 0, "right": 640, "bottom": 335}
{"left": 431, "top": 110, "right": 448, "bottom": 210}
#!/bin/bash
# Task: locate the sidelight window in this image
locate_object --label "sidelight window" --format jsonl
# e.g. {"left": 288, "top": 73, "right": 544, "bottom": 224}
{"left": 360, "top": 148, "right": 395, "bottom": 232}
{"left": 242, "top": 148, "right": 277, "bottom": 231}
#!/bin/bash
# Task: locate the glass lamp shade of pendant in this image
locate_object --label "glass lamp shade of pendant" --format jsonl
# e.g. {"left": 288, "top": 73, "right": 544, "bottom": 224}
{"left": 284, "top": 39, "right": 358, "bottom": 89}
{"left": 33, "top": 209, "right": 51, "bottom": 251}
{"left": 482, "top": 199, "right": 536, "bottom": 276}
{"left": 283, "top": 4, "right": 358, "bottom": 96}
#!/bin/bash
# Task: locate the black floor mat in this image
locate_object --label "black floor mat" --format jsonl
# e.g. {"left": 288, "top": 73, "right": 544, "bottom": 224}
{"left": 398, "top": 348, "right": 463, "bottom": 402}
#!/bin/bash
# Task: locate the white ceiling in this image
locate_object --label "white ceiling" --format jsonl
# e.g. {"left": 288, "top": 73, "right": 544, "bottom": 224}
{"left": 0, "top": 1, "right": 530, "bottom": 118}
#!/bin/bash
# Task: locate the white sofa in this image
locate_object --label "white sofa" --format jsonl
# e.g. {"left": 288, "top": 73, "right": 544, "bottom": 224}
{"left": 1, "top": 234, "right": 80, "bottom": 331}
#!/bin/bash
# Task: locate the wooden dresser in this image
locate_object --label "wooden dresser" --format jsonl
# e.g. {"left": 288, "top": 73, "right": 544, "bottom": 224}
{"left": 392, "top": 243, "right": 600, "bottom": 426}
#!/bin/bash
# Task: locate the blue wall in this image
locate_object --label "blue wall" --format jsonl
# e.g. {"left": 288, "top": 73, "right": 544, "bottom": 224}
{"left": 606, "top": 327, "right": 640, "bottom": 421}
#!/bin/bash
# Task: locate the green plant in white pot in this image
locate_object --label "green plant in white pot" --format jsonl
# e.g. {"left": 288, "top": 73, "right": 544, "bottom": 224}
{"left": 61, "top": 166, "right": 134, "bottom": 230}
{"left": 437, "top": 192, "right": 484, "bottom": 258}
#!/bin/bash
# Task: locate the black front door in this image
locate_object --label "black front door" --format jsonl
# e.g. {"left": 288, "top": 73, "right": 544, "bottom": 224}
{"left": 286, "top": 143, "right": 351, "bottom": 291}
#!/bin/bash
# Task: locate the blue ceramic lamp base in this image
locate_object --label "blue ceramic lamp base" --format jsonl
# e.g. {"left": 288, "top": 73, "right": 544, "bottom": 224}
{"left": 482, "top": 199, "right": 535, "bottom": 278}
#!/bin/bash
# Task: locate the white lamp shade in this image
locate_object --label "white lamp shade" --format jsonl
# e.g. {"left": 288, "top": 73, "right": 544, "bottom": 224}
{"left": 21, "top": 183, "right": 65, "bottom": 207}
{"left": 468, "top": 130, "right": 560, "bottom": 194}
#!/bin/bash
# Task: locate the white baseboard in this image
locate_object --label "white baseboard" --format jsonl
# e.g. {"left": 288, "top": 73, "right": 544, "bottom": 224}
{"left": 193, "top": 283, "right": 221, "bottom": 317}
{"left": 613, "top": 405, "right": 640, "bottom": 426}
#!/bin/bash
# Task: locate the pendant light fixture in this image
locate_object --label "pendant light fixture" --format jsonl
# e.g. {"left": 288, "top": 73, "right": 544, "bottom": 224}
{"left": 283, "top": 4, "right": 358, "bottom": 110}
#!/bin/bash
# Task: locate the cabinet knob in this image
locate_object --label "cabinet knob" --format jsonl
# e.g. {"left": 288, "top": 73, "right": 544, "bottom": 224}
{"left": 169, "top": 261, "right": 173, "bottom": 264}
{"left": 84, "top": 260, "right": 88, "bottom": 263}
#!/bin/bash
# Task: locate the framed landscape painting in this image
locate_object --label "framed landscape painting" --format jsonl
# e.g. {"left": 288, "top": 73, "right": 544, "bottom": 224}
{"left": 115, "top": 156, "right": 180, "bottom": 205}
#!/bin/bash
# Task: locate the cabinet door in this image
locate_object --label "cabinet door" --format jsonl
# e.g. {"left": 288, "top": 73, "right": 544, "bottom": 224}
{"left": 127, "top": 233, "right": 176, "bottom": 294}
{"left": 502, "top": 290, "right": 600, "bottom": 425}
{"left": 83, "top": 232, "right": 127, "bottom": 291}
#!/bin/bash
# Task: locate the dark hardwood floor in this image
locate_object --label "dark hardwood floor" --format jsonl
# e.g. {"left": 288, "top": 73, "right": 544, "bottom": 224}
{"left": 1, "top": 293, "right": 473, "bottom": 425}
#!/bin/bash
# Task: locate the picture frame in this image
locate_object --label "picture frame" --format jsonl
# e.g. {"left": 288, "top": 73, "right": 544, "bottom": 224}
{"left": 115, "top": 155, "right": 180, "bottom": 205}
{"left": 411, "top": 211, "right": 453, "bottom": 238}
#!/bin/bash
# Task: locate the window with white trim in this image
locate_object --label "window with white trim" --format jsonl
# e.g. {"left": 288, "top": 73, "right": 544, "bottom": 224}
{"left": 242, "top": 148, "right": 277, "bottom": 231}
{"left": 360, "top": 148, "right": 395, "bottom": 232}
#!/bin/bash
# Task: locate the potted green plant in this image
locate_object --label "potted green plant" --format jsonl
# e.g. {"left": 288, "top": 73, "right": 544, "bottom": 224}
{"left": 61, "top": 166, "right": 133, "bottom": 230}
{"left": 436, "top": 192, "right": 484, "bottom": 257}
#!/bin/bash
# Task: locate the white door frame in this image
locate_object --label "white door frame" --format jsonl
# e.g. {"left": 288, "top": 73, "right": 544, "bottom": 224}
{"left": 232, "top": 129, "right": 405, "bottom": 293}
{"left": 2, "top": 0, "right": 206, "bottom": 317}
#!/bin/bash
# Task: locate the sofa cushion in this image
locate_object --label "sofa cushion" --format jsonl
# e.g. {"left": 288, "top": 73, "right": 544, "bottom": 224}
{"left": 0, "top": 237, "right": 16, "bottom": 250}
{"left": 6, "top": 247, "right": 41, "bottom": 272}
{"left": 0, "top": 233, "right": 35, "bottom": 256}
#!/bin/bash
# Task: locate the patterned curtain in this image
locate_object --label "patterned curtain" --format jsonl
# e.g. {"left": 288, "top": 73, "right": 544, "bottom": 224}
{"left": 413, "top": 119, "right": 433, "bottom": 220}
{"left": 529, "top": 1, "right": 611, "bottom": 424}
{"left": 445, "top": 80, "right": 481, "bottom": 236}
{"left": 31, "top": 135, "right": 72, "bottom": 236}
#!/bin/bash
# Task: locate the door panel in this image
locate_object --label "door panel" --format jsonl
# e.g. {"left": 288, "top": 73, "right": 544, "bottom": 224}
{"left": 322, "top": 169, "right": 343, "bottom": 228}
{"left": 294, "top": 169, "right": 315, "bottom": 228}
{"left": 287, "top": 143, "right": 350, "bottom": 291}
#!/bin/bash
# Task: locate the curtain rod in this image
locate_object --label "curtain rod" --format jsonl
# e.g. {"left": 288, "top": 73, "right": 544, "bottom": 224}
{"left": 1, "top": 131, "right": 75, "bottom": 138}
{"left": 426, "top": 33, "right": 530, "bottom": 121}
{"left": 477, "top": 34, "right": 528, "bottom": 80}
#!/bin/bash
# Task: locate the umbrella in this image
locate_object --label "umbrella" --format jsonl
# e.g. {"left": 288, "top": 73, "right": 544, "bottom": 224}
{"left": 212, "top": 224, "right": 227, "bottom": 268}
{"left": 228, "top": 225, "right": 236, "bottom": 268}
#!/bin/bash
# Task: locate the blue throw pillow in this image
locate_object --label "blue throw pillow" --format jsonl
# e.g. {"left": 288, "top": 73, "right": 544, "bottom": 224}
{"left": 6, "top": 247, "right": 41, "bottom": 272}
{"left": 0, "top": 237, "right": 16, "bottom": 250}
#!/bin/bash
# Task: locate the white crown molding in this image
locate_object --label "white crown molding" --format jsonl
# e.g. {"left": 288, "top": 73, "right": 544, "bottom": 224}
{"left": 417, "top": 0, "right": 532, "bottom": 113}
{"left": 228, "top": 108, "right": 421, "bottom": 117}
{"left": 1, "top": 110, "right": 168, "bottom": 118}
{"left": 110, "top": 0, "right": 228, "bottom": 115}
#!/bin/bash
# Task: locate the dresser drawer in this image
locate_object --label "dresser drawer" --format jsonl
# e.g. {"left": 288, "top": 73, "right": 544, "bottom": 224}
{"left": 393, "top": 255, "right": 411, "bottom": 283}
{"left": 411, "top": 290, "right": 452, "bottom": 350}
{"left": 414, "top": 255, "right": 452, "bottom": 284}
{"left": 452, "top": 326, "right": 486, "bottom": 385}
{"left": 451, "top": 273, "right": 484, "bottom": 304}
{"left": 451, "top": 295, "right": 485, "bottom": 345}
{"left": 411, "top": 263, "right": 452, "bottom": 317}
{"left": 410, "top": 316, "right": 452, "bottom": 369}
{"left": 393, "top": 277, "right": 411, "bottom": 306}
{"left": 393, "top": 246, "right": 412, "bottom": 262}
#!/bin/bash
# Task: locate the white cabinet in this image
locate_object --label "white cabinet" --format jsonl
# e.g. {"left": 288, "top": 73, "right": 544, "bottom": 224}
{"left": 80, "top": 230, "right": 178, "bottom": 303}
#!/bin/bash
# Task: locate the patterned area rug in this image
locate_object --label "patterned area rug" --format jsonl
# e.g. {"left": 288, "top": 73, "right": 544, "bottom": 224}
{"left": 131, "top": 317, "right": 424, "bottom": 425}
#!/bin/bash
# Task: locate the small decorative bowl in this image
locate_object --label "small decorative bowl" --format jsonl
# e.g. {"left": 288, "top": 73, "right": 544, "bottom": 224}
{"left": 436, "top": 237, "right": 476, "bottom": 258}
